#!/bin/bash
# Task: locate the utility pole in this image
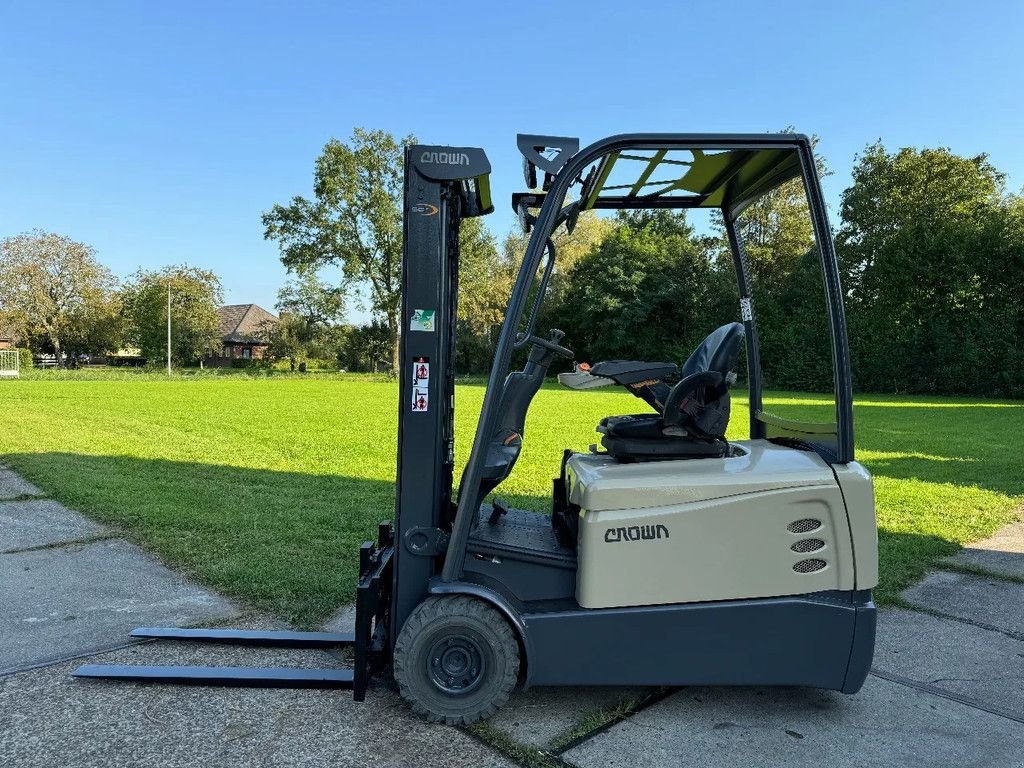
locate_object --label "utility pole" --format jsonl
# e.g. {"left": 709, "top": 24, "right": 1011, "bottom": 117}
{"left": 167, "top": 280, "right": 172, "bottom": 376}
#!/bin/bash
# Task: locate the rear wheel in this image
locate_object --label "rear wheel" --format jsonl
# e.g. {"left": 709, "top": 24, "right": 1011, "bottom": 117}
{"left": 393, "top": 595, "right": 519, "bottom": 725}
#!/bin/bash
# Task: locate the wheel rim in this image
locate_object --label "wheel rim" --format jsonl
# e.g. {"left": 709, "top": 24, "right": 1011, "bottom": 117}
{"left": 427, "top": 633, "right": 485, "bottom": 695}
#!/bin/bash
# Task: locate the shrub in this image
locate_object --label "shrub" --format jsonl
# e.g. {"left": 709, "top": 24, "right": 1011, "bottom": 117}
{"left": 230, "top": 358, "right": 268, "bottom": 370}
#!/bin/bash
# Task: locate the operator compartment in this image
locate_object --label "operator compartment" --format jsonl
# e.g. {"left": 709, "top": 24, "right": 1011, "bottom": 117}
{"left": 566, "top": 440, "right": 860, "bottom": 609}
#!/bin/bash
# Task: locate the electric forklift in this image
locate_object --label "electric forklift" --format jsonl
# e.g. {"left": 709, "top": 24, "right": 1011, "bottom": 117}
{"left": 75, "top": 133, "right": 878, "bottom": 725}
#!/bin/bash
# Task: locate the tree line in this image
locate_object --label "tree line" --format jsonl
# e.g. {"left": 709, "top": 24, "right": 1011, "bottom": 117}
{"left": 261, "top": 129, "right": 1023, "bottom": 396}
{"left": 3, "top": 129, "right": 1021, "bottom": 396}
{"left": 0, "top": 239, "right": 392, "bottom": 372}
{"left": 0, "top": 241, "right": 227, "bottom": 367}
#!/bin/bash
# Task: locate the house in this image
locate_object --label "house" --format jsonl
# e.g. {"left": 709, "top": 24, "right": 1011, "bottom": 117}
{"left": 211, "top": 304, "right": 279, "bottom": 363}
{"left": 0, "top": 323, "right": 18, "bottom": 350}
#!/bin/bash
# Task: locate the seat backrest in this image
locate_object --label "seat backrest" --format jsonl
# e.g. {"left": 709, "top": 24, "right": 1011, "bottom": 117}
{"left": 680, "top": 322, "right": 745, "bottom": 380}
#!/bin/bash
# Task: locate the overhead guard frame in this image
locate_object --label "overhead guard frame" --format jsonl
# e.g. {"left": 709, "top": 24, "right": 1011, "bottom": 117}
{"left": 449, "top": 133, "right": 854, "bottom": 585}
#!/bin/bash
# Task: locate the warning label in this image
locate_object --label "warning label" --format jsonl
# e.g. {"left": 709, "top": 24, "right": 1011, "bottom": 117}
{"left": 412, "top": 356, "right": 429, "bottom": 385}
{"left": 412, "top": 387, "right": 429, "bottom": 412}
{"left": 412, "top": 356, "right": 429, "bottom": 411}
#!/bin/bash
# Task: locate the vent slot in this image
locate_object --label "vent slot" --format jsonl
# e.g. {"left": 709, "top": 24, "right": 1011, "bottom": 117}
{"left": 791, "top": 538, "right": 825, "bottom": 553}
{"left": 787, "top": 518, "right": 822, "bottom": 534}
{"left": 793, "top": 558, "right": 827, "bottom": 574}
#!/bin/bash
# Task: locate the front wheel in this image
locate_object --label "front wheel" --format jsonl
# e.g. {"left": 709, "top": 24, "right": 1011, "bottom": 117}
{"left": 393, "top": 596, "right": 520, "bottom": 725}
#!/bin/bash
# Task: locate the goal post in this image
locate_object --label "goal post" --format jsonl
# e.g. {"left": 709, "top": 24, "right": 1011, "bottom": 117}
{"left": 0, "top": 349, "right": 20, "bottom": 379}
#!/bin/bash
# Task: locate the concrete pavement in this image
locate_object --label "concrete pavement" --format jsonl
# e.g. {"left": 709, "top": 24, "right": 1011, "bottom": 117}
{"left": 0, "top": 470, "right": 516, "bottom": 768}
{"left": 2, "top": 466, "right": 1022, "bottom": 767}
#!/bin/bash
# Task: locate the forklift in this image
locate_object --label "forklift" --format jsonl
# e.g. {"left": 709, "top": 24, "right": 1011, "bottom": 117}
{"left": 75, "top": 133, "right": 878, "bottom": 725}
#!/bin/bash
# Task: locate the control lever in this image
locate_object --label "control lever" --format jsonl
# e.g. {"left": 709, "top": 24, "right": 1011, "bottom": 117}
{"left": 488, "top": 499, "right": 510, "bottom": 525}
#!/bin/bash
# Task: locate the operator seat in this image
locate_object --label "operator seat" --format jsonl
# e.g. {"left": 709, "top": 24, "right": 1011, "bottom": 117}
{"left": 595, "top": 322, "right": 745, "bottom": 461}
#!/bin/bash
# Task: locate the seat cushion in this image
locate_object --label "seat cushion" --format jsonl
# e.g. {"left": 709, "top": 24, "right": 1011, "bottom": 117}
{"left": 601, "top": 434, "right": 727, "bottom": 460}
{"left": 598, "top": 415, "right": 727, "bottom": 461}
{"left": 598, "top": 414, "right": 666, "bottom": 440}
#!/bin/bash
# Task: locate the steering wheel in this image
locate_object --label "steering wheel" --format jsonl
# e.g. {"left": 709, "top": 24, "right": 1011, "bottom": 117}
{"left": 525, "top": 333, "right": 573, "bottom": 359}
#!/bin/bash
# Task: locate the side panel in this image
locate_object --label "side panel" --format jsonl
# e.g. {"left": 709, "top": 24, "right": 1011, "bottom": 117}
{"left": 524, "top": 593, "right": 868, "bottom": 689}
{"left": 576, "top": 485, "right": 856, "bottom": 608}
{"left": 832, "top": 462, "right": 880, "bottom": 590}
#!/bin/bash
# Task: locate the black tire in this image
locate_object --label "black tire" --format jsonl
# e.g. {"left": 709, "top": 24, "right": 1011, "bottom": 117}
{"left": 393, "top": 595, "right": 520, "bottom": 725}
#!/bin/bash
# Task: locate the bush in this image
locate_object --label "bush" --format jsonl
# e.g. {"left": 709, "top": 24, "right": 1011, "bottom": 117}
{"left": 107, "top": 355, "right": 146, "bottom": 367}
{"left": 230, "top": 358, "right": 268, "bottom": 370}
{"left": 16, "top": 347, "right": 32, "bottom": 370}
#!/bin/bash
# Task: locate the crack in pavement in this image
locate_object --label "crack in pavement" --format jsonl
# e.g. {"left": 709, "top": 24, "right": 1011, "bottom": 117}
{"left": 905, "top": 604, "right": 1024, "bottom": 643}
{"left": 870, "top": 667, "right": 1024, "bottom": 726}
{"left": 549, "top": 688, "right": 679, "bottom": 757}
{"left": 0, "top": 637, "right": 156, "bottom": 679}
{"left": 928, "top": 676, "right": 1024, "bottom": 685}
{"left": 2, "top": 533, "right": 120, "bottom": 555}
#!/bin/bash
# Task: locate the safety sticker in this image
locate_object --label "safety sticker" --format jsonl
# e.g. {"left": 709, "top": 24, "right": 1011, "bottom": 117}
{"left": 412, "top": 356, "right": 430, "bottom": 385}
{"left": 412, "top": 387, "right": 429, "bottom": 412}
{"left": 410, "top": 309, "right": 435, "bottom": 332}
{"left": 740, "top": 297, "right": 752, "bottom": 321}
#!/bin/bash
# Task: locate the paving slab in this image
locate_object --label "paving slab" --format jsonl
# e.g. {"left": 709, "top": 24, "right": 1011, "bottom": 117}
{"left": 902, "top": 570, "right": 1024, "bottom": 637}
{"left": 489, "top": 686, "right": 649, "bottom": 749}
{"left": 0, "top": 498, "right": 109, "bottom": 552}
{"left": 0, "top": 539, "right": 240, "bottom": 672}
{"left": 0, "top": 467, "right": 43, "bottom": 499}
{"left": 0, "top": 641, "right": 516, "bottom": 768}
{"left": 563, "top": 677, "right": 1024, "bottom": 768}
{"left": 875, "top": 608, "right": 1024, "bottom": 718}
{"left": 942, "top": 521, "right": 1024, "bottom": 580}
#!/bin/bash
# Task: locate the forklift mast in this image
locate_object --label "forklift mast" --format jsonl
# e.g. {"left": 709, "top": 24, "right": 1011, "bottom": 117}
{"left": 391, "top": 145, "right": 493, "bottom": 639}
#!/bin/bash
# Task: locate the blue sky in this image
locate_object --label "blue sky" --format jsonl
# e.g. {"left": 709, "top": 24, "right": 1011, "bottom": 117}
{"left": 2, "top": 1, "right": 1022, "bottom": 321}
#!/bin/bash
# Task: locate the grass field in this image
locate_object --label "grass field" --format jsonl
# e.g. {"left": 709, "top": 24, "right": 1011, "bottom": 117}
{"left": 1, "top": 373, "right": 1021, "bottom": 626}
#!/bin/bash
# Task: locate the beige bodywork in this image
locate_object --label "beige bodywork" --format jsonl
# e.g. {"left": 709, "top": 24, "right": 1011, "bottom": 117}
{"left": 567, "top": 440, "right": 878, "bottom": 609}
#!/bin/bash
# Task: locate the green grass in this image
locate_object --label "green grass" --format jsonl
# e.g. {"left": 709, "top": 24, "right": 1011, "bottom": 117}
{"left": 0, "top": 374, "right": 1020, "bottom": 625}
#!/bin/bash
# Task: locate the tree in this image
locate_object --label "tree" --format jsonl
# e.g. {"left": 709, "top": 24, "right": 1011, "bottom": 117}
{"left": 707, "top": 133, "right": 834, "bottom": 391}
{"left": 339, "top": 320, "right": 392, "bottom": 373}
{"left": 121, "top": 266, "right": 223, "bottom": 366}
{"left": 264, "top": 313, "right": 310, "bottom": 371}
{"left": 504, "top": 209, "right": 613, "bottom": 316}
{"left": 263, "top": 128, "right": 411, "bottom": 374}
{"left": 558, "top": 211, "right": 715, "bottom": 364}
{"left": 0, "top": 231, "right": 120, "bottom": 364}
{"left": 837, "top": 143, "right": 1019, "bottom": 394}
{"left": 268, "top": 271, "right": 347, "bottom": 369}
{"left": 455, "top": 218, "right": 513, "bottom": 372}
{"left": 276, "top": 270, "right": 346, "bottom": 327}
{"left": 62, "top": 291, "right": 124, "bottom": 364}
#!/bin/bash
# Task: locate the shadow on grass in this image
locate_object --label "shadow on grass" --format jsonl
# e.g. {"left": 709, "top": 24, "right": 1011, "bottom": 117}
{"left": 763, "top": 400, "right": 1024, "bottom": 496}
{"left": 4, "top": 434, "right": 1018, "bottom": 628}
{"left": 3, "top": 451, "right": 554, "bottom": 629}
{"left": 3, "top": 452, "right": 400, "bottom": 628}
